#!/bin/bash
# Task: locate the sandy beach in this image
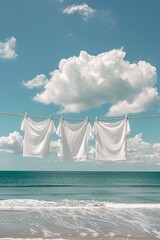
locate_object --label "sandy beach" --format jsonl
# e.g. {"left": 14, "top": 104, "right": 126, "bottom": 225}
{"left": 0, "top": 207, "right": 159, "bottom": 240}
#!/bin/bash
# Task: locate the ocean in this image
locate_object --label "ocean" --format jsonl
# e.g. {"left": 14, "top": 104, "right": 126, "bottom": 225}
{"left": 0, "top": 171, "right": 160, "bottom": 239}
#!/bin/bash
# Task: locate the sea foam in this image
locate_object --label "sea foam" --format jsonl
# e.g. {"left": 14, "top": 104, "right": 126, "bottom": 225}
{"left": 0, "top": 199, "right": 160, "bottom": 211}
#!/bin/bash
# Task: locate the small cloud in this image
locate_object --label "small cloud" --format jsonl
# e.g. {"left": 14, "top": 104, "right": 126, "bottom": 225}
{"left": 68, "top": 33, "right": 73, "bottom": 38}
{"left": 0, "top": 37, "right": 17, "bottom": 59}
{"left": 22, "top": 74, "right": 48, "bottom": 89}
{"left": 63, "top": 3, "right": 116, "bottom": 27}
{"left": 63, "top": 3, "right": 95, "bottom": 21}
{"left": 0, "top": 131, "right": 23, "bottom": 154}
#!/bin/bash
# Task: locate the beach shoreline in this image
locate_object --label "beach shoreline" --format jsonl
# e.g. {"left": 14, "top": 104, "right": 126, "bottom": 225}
{"left": 0, "top": 172, "right": 160, "bottom": 239}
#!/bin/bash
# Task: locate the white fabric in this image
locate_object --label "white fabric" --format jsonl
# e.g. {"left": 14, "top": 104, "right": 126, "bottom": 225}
{"left": 56, "top": 120, "right": 92, "bottom": 161}
{"left": 93, "top": 119, "right": 130, "bottom": 161}
{"left": 21, "top": 116, "right": 56, "bottom": 158}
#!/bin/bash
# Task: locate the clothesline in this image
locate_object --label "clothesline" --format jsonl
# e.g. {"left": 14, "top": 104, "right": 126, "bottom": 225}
{"left": 1, "top": 111, "right": 160, "bottom": 121}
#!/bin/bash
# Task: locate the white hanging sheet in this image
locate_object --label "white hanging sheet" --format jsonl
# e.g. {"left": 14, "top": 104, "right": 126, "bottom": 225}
{"left": 21, "top": 116, "right": 56, "bottom": 158}
{"left": 56, "top": 119, "right": 92, "bottom": 161}
{"left": 92, "top": 118, "right": 130, "bottom": 161}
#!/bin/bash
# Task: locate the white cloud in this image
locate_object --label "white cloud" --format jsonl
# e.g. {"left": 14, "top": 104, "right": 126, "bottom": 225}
{"left": 63, "top": 3, "right": 116, "bottom": 26}
{"left": 63, "top": 3, "right": 95, "bottom": 20}
{"left": 127, "top": 133, "right": 160, "bottom": 165}
{"left": 108, "top": 88, "right": 159, "bottom": 116}
{"left": 24, "top": 49, "right": 159, "bottom": 116}
{"left": 0, "top": 37, "right": 17, "bottom": 59}
{"left": 22, "top": 74, "right": 48, "bottom": 89}
{"left": 0, "top": 131, "right": 23, "bottom": 154}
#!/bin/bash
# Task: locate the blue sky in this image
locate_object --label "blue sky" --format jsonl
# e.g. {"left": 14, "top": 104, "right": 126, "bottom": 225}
{"left": 0, "top": 0, "right": 160, "bottom": 171}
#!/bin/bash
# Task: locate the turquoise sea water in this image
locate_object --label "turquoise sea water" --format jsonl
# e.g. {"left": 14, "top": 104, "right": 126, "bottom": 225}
{"left": 0, "top": 171, "right": 160, "bottom": 203}
{"left": 0, "top": 171, "right": 160, "bottom": 239}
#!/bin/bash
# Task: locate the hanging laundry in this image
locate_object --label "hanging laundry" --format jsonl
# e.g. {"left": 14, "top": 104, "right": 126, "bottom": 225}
{"left": 56, "top": 119, "right": 92, "bottom": 161}
{"left": 21, "top": 116, "right": 56, "bottom": 158}
{"left": 92, "top": 118, "right": 130, "bottom": 161}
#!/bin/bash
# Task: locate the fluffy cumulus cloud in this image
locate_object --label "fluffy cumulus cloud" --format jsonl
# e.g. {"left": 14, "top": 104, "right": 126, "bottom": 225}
{"left": 22, "top": 74, "right": 48, "bottom": 89}
{"left": 23, "top": 49, "right": 159, "bottom": 116}
{"left": 0, "top": 131, "right": 23, "bottom": 154}
{"left": 127, "top": 133, "right": 160, "bottom": 165}
{"left": 0, "top": 37, "right": 17, "bottom": 59}
{"left": 63, "top": 3, "right": 95, "bottom": 20}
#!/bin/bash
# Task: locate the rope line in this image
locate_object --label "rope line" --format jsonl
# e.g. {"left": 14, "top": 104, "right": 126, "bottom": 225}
{"left": 1, "top": 111, "right": 160, "bottom": 122}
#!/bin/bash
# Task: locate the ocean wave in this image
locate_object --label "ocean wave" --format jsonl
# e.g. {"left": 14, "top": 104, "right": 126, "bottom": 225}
{"left": 0, "top": 184, "right": 160, "bottom": 188}
{"left": 0, "top": 184, "right": 78, "bottom": 188}
{"left": 0, "top": 199, "right": 160, "bottom": 211}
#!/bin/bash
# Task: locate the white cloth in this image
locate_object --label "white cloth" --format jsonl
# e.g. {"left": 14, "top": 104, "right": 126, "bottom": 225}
{"left": 93, "top": 118, "right": 130, "bottom": 161}
{"left": 56, "top": 119, "right": 92, "bottom": 161}
{"left": 21, "top": 116, "right": 56, "bottom": 158}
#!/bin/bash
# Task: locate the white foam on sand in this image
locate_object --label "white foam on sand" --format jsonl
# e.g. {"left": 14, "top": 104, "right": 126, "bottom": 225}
{"left": 0, "top": 199, "right": 160, "bottom": 210}
{"left": 0, "top": 199, "right": 160, "bottom": 239}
